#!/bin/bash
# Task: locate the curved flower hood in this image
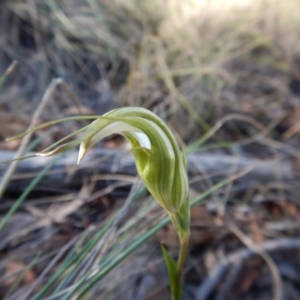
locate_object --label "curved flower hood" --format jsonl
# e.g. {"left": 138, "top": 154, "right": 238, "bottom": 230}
{"left": 77, "top": 107, "right": 189, "bottom": 215}
{"left": 33, "top": 106, "right": 189, "bottom": 227}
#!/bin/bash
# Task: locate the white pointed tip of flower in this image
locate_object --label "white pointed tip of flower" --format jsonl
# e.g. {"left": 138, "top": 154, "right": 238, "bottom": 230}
{"left": 77, "top": 143, "right": 87, "bottom": 164}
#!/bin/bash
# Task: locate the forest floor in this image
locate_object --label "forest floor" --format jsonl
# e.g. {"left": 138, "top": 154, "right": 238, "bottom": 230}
{"left": 1, "top": 1, "right": 300, "bottom": 299}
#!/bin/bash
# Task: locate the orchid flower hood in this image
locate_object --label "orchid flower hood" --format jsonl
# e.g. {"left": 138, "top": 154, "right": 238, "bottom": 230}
{"left": 36, "top": 107, "right": 190, "bottom": 233}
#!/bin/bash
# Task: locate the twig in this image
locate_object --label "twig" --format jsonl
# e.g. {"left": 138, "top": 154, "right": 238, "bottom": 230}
{"left": 0, "top": 78, "right": 62, "bottom": 199}
{"left": 225, "top": 214, "right": 283, "bottom": 300}
{"left": 195, "top": 238, "right": 300, "bottom": 300}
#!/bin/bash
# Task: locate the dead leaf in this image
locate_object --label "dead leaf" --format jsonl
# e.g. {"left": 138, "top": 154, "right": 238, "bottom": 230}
{"left": 236, "top": 265, "right": 262, "bottom": 293}
{"left": 284, "top": 201, "right": 300, "bottom": 220}
{"left": 0, "top": 259, "right": 36, "bottom": 296}
{"left": 281, "top": 107, "right": 300, "bottom": 139}
{"left": 249, "top": 214, "right": 263, "bottom": 244}
{"left": 155, "top": 206, "right": 225, "bottom": 249}
{"left": 0, "top": 112, "right": 29, "bottom": 150}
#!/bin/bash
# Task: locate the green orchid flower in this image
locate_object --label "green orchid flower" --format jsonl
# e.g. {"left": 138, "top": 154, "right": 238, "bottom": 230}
{"left": 7, "top": 106, "right": 190, "bottom": 300}
{"left": 37, "top": 107, "right": 190, "bottom": 238}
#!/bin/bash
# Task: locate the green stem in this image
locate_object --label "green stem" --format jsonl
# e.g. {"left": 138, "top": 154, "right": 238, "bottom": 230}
{"left": 172, "top": 235, "right": 189, "bottom": 300}
{"left": 177, "top": 235, "right": 189, "bottom": 275}
{"left": 168, "top": 205, "right": 190, "bottom": 300}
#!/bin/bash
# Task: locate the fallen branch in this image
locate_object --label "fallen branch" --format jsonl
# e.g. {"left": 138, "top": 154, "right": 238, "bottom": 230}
{"left": 0, "top": 149, "right": 295, "bottom": 195}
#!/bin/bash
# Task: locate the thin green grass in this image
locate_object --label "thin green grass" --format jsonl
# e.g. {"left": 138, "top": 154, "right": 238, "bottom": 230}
{"left": 0, "top": 155, "right": 61, "bottom": 232}
{"left": 49, "top": 175, "right": 239, "bottom": 300}
{"left": 1, "top": 0, "right": 300, "bottom": 298}
{"left": 22, "top": 175, "right": 234, "bottom": 300}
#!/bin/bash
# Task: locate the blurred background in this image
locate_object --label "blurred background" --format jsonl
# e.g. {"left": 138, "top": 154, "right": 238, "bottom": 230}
{"left": 1, "top": 0, "right": 300, "bottom": 299}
